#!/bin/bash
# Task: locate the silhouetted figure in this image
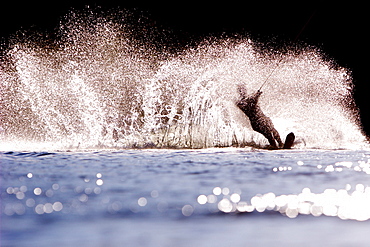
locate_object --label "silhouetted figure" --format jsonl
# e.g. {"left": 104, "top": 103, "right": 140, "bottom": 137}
{"left": 236, "top": 85, "right": 283, "bottom": 148}
{"left": 283, "top": 132, "right": 295, "bottom": 149}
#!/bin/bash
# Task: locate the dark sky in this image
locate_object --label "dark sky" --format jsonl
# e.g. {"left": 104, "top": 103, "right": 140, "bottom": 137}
{"left": 1, "top": 1, "right": 369, "bottom": 135}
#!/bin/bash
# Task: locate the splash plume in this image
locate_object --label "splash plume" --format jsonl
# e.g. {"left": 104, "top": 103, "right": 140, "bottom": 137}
{"left": 0, "top": 9, "right": 366, "bottom": 150}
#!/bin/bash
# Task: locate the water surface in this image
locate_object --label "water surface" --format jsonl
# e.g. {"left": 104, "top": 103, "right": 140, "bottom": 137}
{"left": 2, "top": 149, "right": 370, "bottom": 246}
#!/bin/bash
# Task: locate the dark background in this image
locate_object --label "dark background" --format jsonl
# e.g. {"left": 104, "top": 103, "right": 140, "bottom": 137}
{"left": 1, "top": 1, "right": 368, "bottom": 137}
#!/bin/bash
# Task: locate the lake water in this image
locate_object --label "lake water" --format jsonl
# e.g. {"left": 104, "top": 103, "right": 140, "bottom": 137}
{"left": 2, "top": 148, "right": 370, "bottom": 246}
{"left": 1, "top": 8, "right": 370, "bottom": 247}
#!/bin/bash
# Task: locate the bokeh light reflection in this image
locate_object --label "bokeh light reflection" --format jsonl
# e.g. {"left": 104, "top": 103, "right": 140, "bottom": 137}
{"left": 198, "top": 185, "right": 370, "bottom": 221}
{"left": 33, "top": 187, "right": 42, "bottom": 195}
{"left": 138, "top": 197, "right": 147, "bottom": 207}
{"left": 197, "top": 195, "right": 207, "bottom": 205}
{"left": 182, "top": 205, "right": 194, "bottom": 216}
{"left": 2, "top": 171, "right": 108, "bottom": 218}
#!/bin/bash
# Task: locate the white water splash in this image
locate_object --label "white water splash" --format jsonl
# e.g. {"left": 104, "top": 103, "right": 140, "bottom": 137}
{"left": 0, "top": 9, "right": 367, "bottom": 150}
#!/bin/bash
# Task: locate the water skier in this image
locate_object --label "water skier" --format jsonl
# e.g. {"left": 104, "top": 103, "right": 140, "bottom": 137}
{"left": 236, "top": 85, "right": 283, "bottom": 149}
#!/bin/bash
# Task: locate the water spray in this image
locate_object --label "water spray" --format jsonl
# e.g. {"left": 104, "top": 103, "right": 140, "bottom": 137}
{"left": 258, "top": 57, "right": 284, "bottom": 92}
{"left": 0, "top": 8, "right": 365, "bottom": 149}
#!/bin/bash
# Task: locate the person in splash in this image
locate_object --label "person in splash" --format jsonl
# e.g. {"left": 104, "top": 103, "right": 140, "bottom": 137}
{"left": 236, "top": 85, "right": 283, "bottom": 149}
